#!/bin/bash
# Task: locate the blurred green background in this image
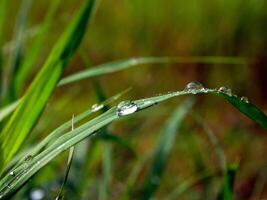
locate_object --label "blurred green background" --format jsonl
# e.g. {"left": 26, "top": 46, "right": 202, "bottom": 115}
{"left": 1, "top": 0, "right": 267, "bottom": 199}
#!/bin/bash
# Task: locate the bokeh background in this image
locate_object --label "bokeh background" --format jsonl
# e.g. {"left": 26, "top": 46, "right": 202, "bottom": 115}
{"left": 1, "top": 0, "right": 267, "bottom": 199}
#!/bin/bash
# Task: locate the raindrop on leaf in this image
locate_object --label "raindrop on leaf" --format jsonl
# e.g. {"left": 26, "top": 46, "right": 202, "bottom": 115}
{"left": 117, "top": 101, "right": 138, "bottom": 116}
{"left": 218, "top": 86, "right": 232, "bottom": 96}
{"left": 184, "top": 81, "right": 204, "bottom": 94}
{"left": 241, "top": 96, "right": 249, "bottom": 103}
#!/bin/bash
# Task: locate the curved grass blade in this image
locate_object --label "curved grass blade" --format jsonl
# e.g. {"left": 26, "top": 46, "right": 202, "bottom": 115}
{"left": 0, "top": 0, "right": 96, "bottom": 171}
{"left": 0, "top": 86, "right": 266, "bottom": 198}
{"left": 59, "top": 56, "right": 249, "bottom": 86}
{"left": 140, "top": 99, "right": 195, "bottom": 199}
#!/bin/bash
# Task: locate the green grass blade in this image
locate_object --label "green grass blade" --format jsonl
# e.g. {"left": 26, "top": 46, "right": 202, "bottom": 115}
{"left": 0, "top": 86, "right": 266, "bottom": 198}
{"left": 59, "top": 56, "right": 249, "bottom": 86}
{"left": 14, "top": 0, "right": 61, "bottom": 94}
{"left": 140, "top": 99, "right": 195, "bottom": 199}
{"left": 0, "top": 0, "right": 96, "bottom": 171}
{"left": 56, "top": 115, "right": 75, "bottom": 200}
{"left": 2, "top": 0, "right": 32, "bottom": 101}
{"left": 218, "top": 163, "right": 238, "bottom": 200}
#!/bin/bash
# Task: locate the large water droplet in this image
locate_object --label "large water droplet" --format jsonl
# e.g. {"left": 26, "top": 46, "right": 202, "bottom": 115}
{"left": 241, "top": 96, "right": 249, "bottom": 103}
{"left": 117, "top": 101, "right": 138, "bottom": 116}
{"left": 184, "top": 81, "right": 204, "bottom": 94}
{"left": 91, "top": 104, "right": 103, "bottom": 112}
{"left": 30, "top": 188, "right": 45, "bottom": 200}
{"left": 218, "top": 86, "right": 232, "bottom": 96}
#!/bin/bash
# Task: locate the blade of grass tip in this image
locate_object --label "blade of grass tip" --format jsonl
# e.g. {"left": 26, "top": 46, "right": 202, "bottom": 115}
{"left": 1, "top": 86, "right": 267, "bottom": 198}
{"left": 2, "top": 0, "right": 32, "bottom": 101}
{"left": 4, "top": 88, "right": 130, "bottom": 172}
{"left": 14, "top": 0, "right": 61, "bottom": 94}
{"left": 56, "top": 115, "right": 75, "bottom": 200}
{"left": 2, "top": 56, "right": 249, "bottom": 116}
{"left": 58, "top": 56, "right": 249, "bottom": 86}
{"left": 140, "top": 98, "right": 195, "bottom": 200}
{"left": 0, "top": 0, "right": 96, "bottom": 172}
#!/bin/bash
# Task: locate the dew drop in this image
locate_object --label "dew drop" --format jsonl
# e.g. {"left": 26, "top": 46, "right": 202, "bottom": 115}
{"left": 9, "top": 171, "right": 15, "bottom": 177}
{"left": 117, "top": 101, "right": 138, "bottom": 116}
{"left": 91, "top": 104, "right": 103, "bottom": 112}
{"left": 241, "top": 96, "right": 249, "bottom": 103}
{"left": 184, "top": 81, "right": 204, "bottom": 94}
{"left": 218, "top": 86, "right": 232, "bottom": 96}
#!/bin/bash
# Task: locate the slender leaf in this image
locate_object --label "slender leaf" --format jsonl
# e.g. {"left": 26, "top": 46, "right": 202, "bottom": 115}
{"left": 59, "top": 56, "right": 249, "bottom": 86}
{"left": 56, "top": 115, "right": 75, "bottom": 200}
{"left": 0, "top": 87, "right": 266, "bottom": 198}
{"left": 2, "top": 0, "right": 32, "bottom": 101}
{"left": 0, "top": 0, "right": 96, "bottom": 171}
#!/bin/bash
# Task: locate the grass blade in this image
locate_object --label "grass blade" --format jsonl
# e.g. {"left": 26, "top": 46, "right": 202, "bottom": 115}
{"left": 14, "top": 0, "right": 61, "bottom": 94}
{"left": 0, "top": 86, "right": 266, "bottom": 198}
{"left": 0, "top": 0, "right": 96, "bottom": 171}
{"left": 140, "top": 99, "right": 195, "bottom": 199}
{"left": 59, "top": 56, "right": 249, "bottom": 86}
{"left": 56, "top": 115, "right": 75, "bottom": 200}
{"left": 2, "top": 0, "right": 32, "bottom": 101}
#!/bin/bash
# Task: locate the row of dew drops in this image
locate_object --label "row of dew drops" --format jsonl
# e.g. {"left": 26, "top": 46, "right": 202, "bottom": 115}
{"left": 113, "top": 81, "right": 250, "bottom": 118}
{"left": 0, "top": 82, "right": 250, "bottom": 199}
{"left": 90, "top": 81, "right": 250, "bottom": 119}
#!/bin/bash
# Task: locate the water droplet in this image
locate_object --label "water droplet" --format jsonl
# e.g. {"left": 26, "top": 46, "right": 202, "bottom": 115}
{"left": 9, "top": 171, "right": 15, "bottom": 177}
{"left": 241, "top": 96, "right": 249, "bottom": 103}
{"left": 24, "top": 155, "right": 33, "bottom": 162}
{"left": 117, "top": 101, "right": 138, "bottom": 116}
{"left": 184, "top": 81, "right": 204, "bottom": 94}
{"left": 218, "top": 86, "right": 232, "bottom": 96}
{"left": 30, "top": 188, "right": 45, "bottom": 200}
{"left": 91, "top": 104, "right": 103, "bottom": 112}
